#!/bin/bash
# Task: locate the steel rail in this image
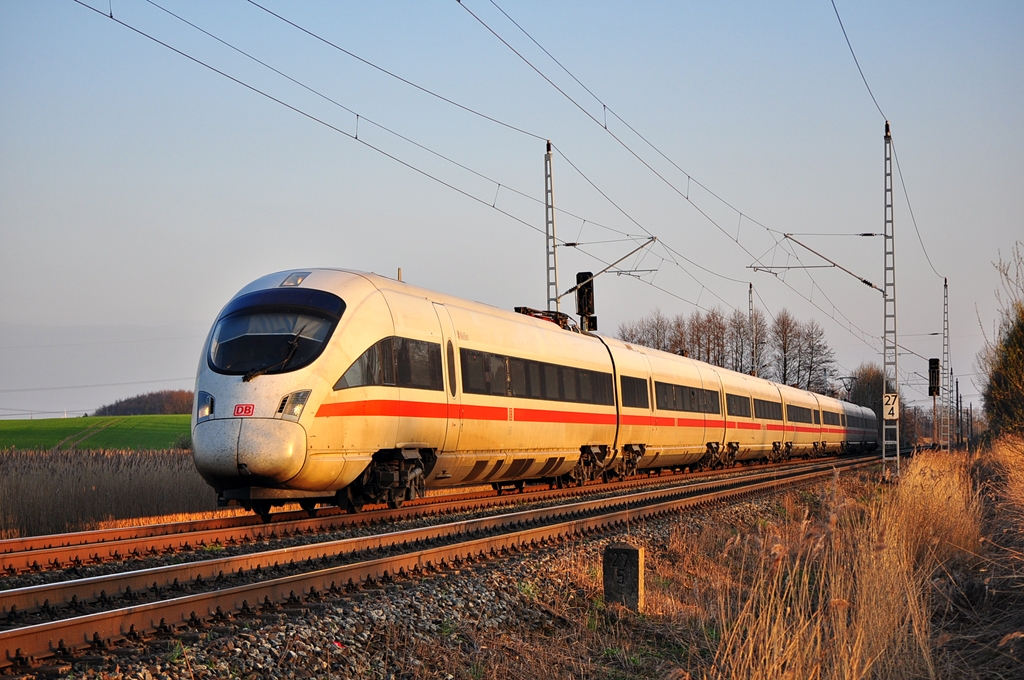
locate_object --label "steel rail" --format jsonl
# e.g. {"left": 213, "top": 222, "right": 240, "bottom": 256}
{"left": 0, "top": 458, "right": 876, "bottom": 669}
{"left": 0, "top": 454, "right": 855, "bottom": 556}
{"left": 0, "top": 456, "right": 851, "bottom": 574}
{"left": 0, "top": 457, "right": 860, "bottom": 621}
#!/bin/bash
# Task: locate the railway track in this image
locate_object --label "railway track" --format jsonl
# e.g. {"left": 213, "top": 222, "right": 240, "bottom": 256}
{"left": 0, "top": 454, "right": 877, "bottom": 671}
{"left": 0, "top": 454, "right": 855, "bottom": 576}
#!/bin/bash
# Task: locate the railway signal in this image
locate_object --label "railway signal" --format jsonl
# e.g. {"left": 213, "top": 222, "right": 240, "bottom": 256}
{"left": 575, "top": 271, "right": 597, "bottom": 331}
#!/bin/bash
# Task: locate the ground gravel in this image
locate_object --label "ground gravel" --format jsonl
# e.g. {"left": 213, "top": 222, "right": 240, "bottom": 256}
{"left": 1, "top": 487, "right": 788, "bottom": 679}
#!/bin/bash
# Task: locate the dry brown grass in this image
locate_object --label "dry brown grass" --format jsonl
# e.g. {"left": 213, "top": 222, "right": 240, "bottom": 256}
{"left": 372, "top": 451, "right": 995, "bottom": 679}
{"left": 707, "top": 451, "right": 982, "bottom": 680}
{"left": 0, "top": 447, "right": 219, "bottom": 538}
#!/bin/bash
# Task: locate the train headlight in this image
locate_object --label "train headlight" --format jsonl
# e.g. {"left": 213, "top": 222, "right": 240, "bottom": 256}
{"left": 197, "top": 391, "right": 215, "bottom": 422}
{"left": 278, "top": 390, "right": 311, "bottom": 421}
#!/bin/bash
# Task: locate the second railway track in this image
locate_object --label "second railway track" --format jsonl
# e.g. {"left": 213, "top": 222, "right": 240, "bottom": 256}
{"left": 0, "top": 455, "right": 877, "bottom": 670}
{"left": 0, "top": 455, "right": 855, "bottom": 576}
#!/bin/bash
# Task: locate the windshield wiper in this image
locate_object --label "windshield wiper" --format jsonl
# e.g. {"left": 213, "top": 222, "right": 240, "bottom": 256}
{"left": 242, "top": 325, "right": 307, "bottom": 382}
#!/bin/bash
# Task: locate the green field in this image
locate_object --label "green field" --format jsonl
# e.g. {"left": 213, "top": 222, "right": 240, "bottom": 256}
{"left": 0, "top": 415, "right": 191, "bottom": 450}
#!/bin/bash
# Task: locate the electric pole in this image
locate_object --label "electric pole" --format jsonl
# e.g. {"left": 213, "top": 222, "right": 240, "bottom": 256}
{"left": 749, "top": 283, "right": 756, "bottom": 376}
{"left": 544, "top": 141, "right": 559, "bottom": 312}
{"left": 941, "top": 279, "right": 951, "bottom": 452}
{"left": 882, "top": 122, "right": 900, "bottom": 474}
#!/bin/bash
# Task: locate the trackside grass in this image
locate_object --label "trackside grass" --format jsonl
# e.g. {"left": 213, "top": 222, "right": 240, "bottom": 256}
{"left": 0, "top": 414, "right": 190, "bottom": 450}
{"left": 367, "top": 449, "right": 1014, "bottom": 679}
{"left": 0, "top": 448, "right": 217, "bottom": 538}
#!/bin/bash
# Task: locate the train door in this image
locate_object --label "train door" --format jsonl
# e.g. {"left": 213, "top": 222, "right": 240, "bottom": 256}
{"left": 701, "top": 367, "right": 727, "bottom": 456}
{"left": 432, "top": 303, "right": 462, "bottom": 453}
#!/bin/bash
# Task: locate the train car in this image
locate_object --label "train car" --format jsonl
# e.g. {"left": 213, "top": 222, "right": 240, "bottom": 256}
{"left": 841, "top": 401, "right": 879, "bottom": 452}
{"left": 191, "top": 269, "right": 878, "bottom": 516}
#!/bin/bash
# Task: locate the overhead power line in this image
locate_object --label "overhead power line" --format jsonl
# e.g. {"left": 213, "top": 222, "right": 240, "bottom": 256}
{"left": 829, "top": 1, "right": 943, "bottom": 280}
{"left": 0, "top": 377, "right": 194, "bottom": 394}
{"left": 245, "top": 0, "right": 546, "bottom": 141}
{"left": 71, "top": 0, "right": 548, "bottom": 240}
{"left": 460, "top": 0, "right": 884, "bottom": 354}
{"left": 81, "top": 0, "right": 752, "bottom": 316}
{"left": 829, "top": 0, "right": 886, "bottom": 120}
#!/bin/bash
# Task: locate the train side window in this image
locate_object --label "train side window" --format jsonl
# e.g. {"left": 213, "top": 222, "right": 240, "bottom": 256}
{"left": 485, "top": 353, "right": 508, "bottom": 396}
{"left": 753, "top": 398, "right": 783, "bottom": 420}
{"left": 542, "top": 364, "right": 560, "bottom": 400}
{"left": 594, "top": 372, "right": 614, "bottom": 405}
{"left": 726, "top": 393, "right": 751, "bottom": 417}
{"left": 786, "top": 404, "right": 813, "bottom": 423}
{"left": 380, "top": 339, "right": 395, "bottom": 386}
{"left": 814, "top": 410, "right": 821, "bottom": 424}
{"left": 621, "top": 376, "right": 650, "bottom": 409}
{"left": 460, "top": 348, "right": 487, "bottom": 394}
{"left": 654, "top": 381, "right": 672, "bottom": 410}
{"left": 562, "top": 366, "right": 579, "bottom": 402}
{"left": 823, "top": 411, "right": 841, "bottom": 426}
{"left": 579, "top": 371, "right": 594, "bottom": 403}
{"left": 335, "top": 340, "right": 381, "bottom": 389}
{"left": 509, "top": 358, "right": 528, "bottom": 397}
{"left": 528, "top": 362, "right": 543, "bottom": 398}
{"left": 447, "top": 341, "right": 456, "bottom": 397}
{"left": 655, "top": 381, "right": 683, "bottom": 411}
{"left": 334, "top": 338, "right": 395, "bottom": 389}
{"left": 395, "top": 338, "right": 443, "bottom": 391}
{"left": 704, "top": 389, "right": 721, "bottom": 414}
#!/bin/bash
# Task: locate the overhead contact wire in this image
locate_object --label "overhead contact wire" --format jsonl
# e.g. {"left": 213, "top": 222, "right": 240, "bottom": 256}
{"left": 246, "top": 0, "right": 546, "bottom": 142}
{"left": 830, "top": 0, "right": 942, "bottom": 280}
{"left": 145, "top": 0, "right": 644, "bottom": 245}
{"left": 468, "top": 0, "right": 884, "bottom": 352}
{"left": 70, "top": 0, "right": 547, "bottom": 238}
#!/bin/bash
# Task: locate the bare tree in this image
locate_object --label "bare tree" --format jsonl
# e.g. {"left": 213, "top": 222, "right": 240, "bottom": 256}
{"left": 686, "top": 311, "right": 707, "bottom": 362}
{"left": 768, "top": 309, "right": 801, "bottom": 385}
{"left": 669, "top": 313, "right": 688, "bottom": 356}
{"left": 704, "top": 308, "right": 728, "bottom": 368}
{"left": 751, "top": 308, "right": 769, "bottom": 377}
{"left": 727, "top": 309, "right": 749, "bottom": 373}
{"left": 617, "top": 308, "right": 673, "bottom": 352}
{"left": 797, "top": 319, "right": 836, "bottom": 393}
{"left": 618, "top": 305, "right": 835, "bottom": 389}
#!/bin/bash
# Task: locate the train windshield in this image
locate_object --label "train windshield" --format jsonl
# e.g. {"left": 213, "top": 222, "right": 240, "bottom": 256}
{"left": 208, "top": 288, "right": 345, "bottom": 377}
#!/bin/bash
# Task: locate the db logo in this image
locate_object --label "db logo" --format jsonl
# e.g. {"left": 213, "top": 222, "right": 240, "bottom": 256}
{"left": 233, "top": 404, "right": 255, "bottom": 417}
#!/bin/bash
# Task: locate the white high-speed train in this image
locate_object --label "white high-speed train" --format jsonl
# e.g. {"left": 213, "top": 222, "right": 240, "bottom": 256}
{"left": 191, "top": 269, "right": 877, "bottom": 516}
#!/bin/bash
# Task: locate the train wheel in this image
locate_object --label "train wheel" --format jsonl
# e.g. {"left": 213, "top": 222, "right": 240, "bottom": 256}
{"left": 299, "top": 500, "right": 318, "bottom": 518}
{"left": 252, "top": 500, "right": 272, "bottom": 523}
{"left": 343, "top": 492, "right": 365, "bottom": 514}
{"left": 387, "top": 489, "right": 405, "bottom": 510}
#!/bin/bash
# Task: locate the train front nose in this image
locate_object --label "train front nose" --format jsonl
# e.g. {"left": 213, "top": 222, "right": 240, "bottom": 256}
{"left": 193, "top": 417, "right": 307, "bottom": 487}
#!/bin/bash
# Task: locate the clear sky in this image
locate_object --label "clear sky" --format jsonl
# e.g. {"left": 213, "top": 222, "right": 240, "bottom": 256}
{"left": 1, "top": 0, "right": 1021, "bottom": 419}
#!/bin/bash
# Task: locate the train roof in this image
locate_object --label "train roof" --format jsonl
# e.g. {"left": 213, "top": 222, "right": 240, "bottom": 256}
{"left": 232, "top": 268, "right": 874, "bottom": 413}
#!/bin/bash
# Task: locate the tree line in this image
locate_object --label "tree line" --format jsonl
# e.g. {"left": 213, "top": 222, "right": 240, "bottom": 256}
{"left": 94, "top": 390, "right": 193, "bottom": 416}
{"left": 978, "top": 241, "right": 1024, "bottom": 439}
{"left": 616, "top": 307, "right": 837, "bottom": 394}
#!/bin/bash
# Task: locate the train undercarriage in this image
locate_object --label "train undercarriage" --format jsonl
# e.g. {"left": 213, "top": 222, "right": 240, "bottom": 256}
{"left": 222, "top": 438, "right": 851, "bottom": 521}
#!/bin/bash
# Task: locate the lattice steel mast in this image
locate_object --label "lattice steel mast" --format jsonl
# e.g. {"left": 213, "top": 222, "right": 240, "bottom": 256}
{"left": 545, "top": 141, "right": 559, "bottom": 312}
{"left": 941, "top": 278, "right": 951, "bottom": 452}
{"left": 882, "top": 121, "right": 900, "bottom": 473}
{"left": 749, "top": 283, "right": 756, "bottom": 376}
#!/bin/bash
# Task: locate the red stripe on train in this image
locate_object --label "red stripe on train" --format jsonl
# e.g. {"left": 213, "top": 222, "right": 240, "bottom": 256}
{"left": 316, "top": 400, "right": 615, "bottom": 425}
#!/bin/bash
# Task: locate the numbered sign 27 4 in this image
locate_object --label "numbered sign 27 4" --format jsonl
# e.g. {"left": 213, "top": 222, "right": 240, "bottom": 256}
{"left": 883, "top": 393, "right": 899, "bottom": 420}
